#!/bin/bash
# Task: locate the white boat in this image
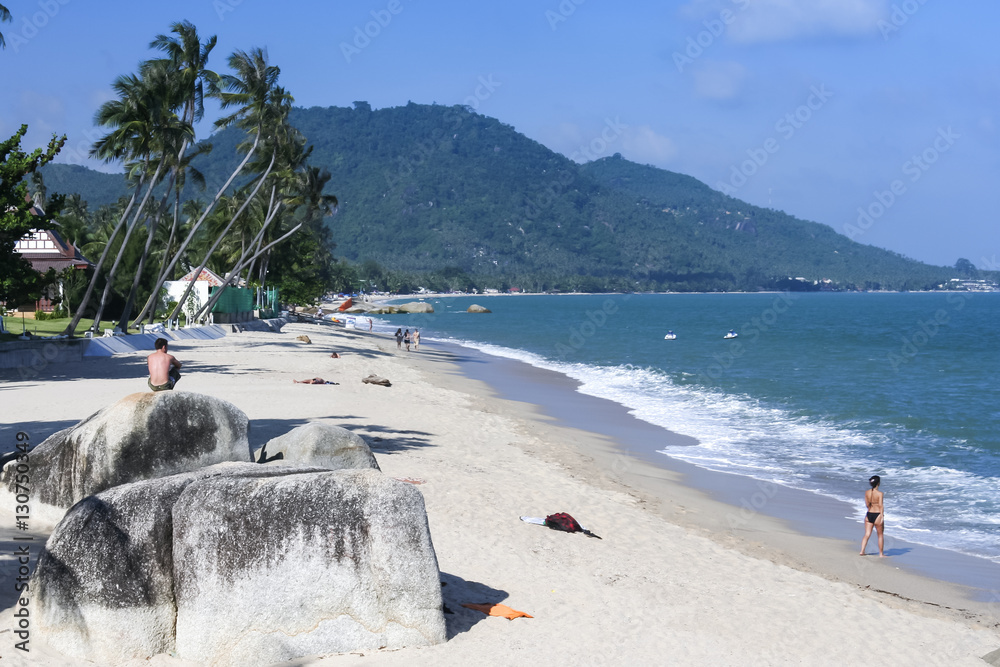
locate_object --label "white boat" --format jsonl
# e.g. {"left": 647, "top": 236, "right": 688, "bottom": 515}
{"left": 663, "top": 331, "right": 677, "bottom": 340}
{"left": 723, "top": 330, "right": 738, "bottom": 339}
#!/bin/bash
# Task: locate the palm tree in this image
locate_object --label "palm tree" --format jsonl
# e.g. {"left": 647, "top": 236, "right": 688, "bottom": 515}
{"left": 162, "top": 48, "right": 287, "bottom": 324}
{"left": 116, "top": 23, "right": 217, "bottom": 332}
{"left": 0, "top": 4, "right": 11, "bottom": 49}
{"left": 134, "top": 47, "right": 281, "bottom": 327}
{"left": 85, "top": 65, "right": 186, "bottom": 332}
{"left": 196, "top": 164, "right": 338, "bottom": 321}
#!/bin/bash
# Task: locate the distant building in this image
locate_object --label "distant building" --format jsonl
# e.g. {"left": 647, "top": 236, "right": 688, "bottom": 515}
{"left": 12, "top": 199, "right": 93, "bottom": 311}
{"left": 164, "top": 267, "right": 227, "bottom": 314}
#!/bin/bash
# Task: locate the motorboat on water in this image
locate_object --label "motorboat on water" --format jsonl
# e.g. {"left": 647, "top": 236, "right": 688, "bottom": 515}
{"left": 723, "top": 329, "right": 738, "bottom": 339}
{"left": 664, "top": 330, "right": 677, "bottom": 340}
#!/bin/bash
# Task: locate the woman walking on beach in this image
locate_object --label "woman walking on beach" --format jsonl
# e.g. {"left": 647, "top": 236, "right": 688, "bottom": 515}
{"left": 860, "top": 475, "right": 885, "bottom": 557}
{"left": 394, "top": 328, "right": 403, "bottom": 349}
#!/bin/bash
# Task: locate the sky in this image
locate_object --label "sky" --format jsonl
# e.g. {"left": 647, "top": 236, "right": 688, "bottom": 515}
{"left": 1, "top": 0, "right": 997, "bottom": 269}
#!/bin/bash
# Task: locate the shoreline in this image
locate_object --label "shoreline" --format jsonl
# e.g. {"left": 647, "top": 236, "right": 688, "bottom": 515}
{"left": 1, "top": 322, "right": 997, "bottom": 664}
{"left": 441, "top": 340, "right": 1000, "bottom": 609}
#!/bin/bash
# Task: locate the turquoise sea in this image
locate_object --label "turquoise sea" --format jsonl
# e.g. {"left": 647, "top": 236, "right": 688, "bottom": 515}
{"left": 376, "top": 292, "right": 999, "bottom": 563}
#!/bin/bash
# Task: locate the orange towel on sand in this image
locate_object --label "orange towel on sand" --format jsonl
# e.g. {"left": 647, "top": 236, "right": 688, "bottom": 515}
{"left": 461, "top": 603, "right": 533, "bottom": 619}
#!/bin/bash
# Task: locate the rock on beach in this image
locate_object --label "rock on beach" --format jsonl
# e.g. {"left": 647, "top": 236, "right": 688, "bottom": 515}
{"left": 29, "top": 463, "right": 446, "bottom": 666}
{"left": 254, "top": 422, "right": 380, "bottom": 471}
{"left": 0, "top": 392, "right": 251, "bottom": 524}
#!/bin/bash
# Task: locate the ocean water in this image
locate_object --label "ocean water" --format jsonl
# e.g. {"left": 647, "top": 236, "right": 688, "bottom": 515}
{"left": 376, "top": 292, "right": 999, "bottom": 562}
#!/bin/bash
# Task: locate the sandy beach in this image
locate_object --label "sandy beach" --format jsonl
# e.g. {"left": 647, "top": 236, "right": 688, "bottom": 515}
{"left": 1, "top": 321, "right": 998, "bottom": 666}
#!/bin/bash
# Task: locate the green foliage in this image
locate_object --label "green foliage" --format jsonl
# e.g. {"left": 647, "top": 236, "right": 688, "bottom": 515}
{"left": 37, "top": 103, "right": 963, "bottom": 294}
{"left": 0, "top": 126, "right": 65, "bottom": 304}
{"left": 34, "top": 307, "right": 68, "bottom": 321}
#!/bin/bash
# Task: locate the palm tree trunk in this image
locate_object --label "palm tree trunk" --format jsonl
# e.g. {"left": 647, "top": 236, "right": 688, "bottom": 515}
{"left": 117, "top": 168, "right": 177, "bottom": 331}
{"left": 90, "top": 157, "right": 167, "bottom": 330}
{"left": 168, "top": 151, "right": 276, "bottom": 323}
{"left": 195, "top": 219, "right": 301, "bottom": 321}
{"left": 194, "top": 189, "right": 280, "bottom": 320}
{"left": 134, "top": 131, "right": 261, "bottom": 326}
{"left": 61, "top": 185, "right": 142, "bottom": 336}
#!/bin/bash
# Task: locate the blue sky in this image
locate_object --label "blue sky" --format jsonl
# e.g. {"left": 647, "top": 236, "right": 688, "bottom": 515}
{"left": 1, "top": 0, "right": 997, "bottom": 268}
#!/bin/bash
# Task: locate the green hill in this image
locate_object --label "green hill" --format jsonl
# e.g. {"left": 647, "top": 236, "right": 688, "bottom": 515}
{"left": 41, "top": 102, "right": 954, "bottom": 291}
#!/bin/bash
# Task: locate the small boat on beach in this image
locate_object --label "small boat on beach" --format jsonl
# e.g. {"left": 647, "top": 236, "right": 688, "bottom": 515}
{"left": 664, "top": 331, "right": 677, "bottom": 340}
{"left": 723, "top": 329, "right": 738, "bottom": 339}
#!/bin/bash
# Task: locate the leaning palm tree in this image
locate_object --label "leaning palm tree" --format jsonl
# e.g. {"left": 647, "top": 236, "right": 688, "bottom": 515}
{"left": 160, "top": 48, "right": 288, "bottom": 325}
{"left": 85, "top": 67, "right": 187, "bottom": 332}
{"left": 116, "top": 22, "right": 218, "bottom": 332}
{"left": 196, "top": 164, "right": 338, "bottom": 321}
{"left": 135, "top": 47, "right": 281, "bottom": 327}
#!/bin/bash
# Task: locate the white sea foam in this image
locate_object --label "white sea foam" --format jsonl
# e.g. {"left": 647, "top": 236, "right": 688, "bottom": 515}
{"left": 441, "top": 335, "right": 1000, "bottom": 562}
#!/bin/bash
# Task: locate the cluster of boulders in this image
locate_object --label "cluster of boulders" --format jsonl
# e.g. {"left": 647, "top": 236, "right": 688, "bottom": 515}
{"left": 1, "top": 393, "right": 445, "bottom": 666}
{"left": 343, "top": 301, "right": 434, "bottom": 314}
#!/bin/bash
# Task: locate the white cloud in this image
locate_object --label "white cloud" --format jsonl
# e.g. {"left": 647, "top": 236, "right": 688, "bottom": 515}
{"left": 620, "top": 125, "right": 678, "bottom": 165}
{"left": 682, "top": 0, "right": 888, "bottom": 43}
{"left": 692, "top": 61, "right": 747, "bottom": 100}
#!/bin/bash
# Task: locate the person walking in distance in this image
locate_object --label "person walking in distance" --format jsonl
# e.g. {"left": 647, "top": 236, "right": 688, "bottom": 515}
{"left": 860, "top": 475, "right": 886, "bottom": 557}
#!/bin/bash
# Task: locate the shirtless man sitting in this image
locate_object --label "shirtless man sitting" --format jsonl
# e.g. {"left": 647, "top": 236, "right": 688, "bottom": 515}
{"left": 147, "top": 338, "right": 182, "bottom": 392}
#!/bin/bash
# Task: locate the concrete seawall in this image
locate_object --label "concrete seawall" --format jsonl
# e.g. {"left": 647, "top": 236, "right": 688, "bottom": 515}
{"left": 0, "top": 325, "right": 229, "bottom": 373}
{"left": 0, "top": 320, "right": 286, "bottom": 373}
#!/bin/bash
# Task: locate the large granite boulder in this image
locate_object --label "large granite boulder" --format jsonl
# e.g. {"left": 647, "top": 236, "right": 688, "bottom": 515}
{"left": 29, "top": 464, "right": 297, "bottom": 664}
{"left": 254, "top": 422, "right": 380, "bottom": 471}
{"left": 0, "top": 392, "right": 251, "bottom": 524}
{"left": 173, "top": 468, "right": 445, "bottom": 665}
{"left": 30, "top": 464, "right": 446, "bottom": 666}
{"left": 396, "top": 301, "right": 434, "bottom": 313}
{"left": 467, "top": 304, "right": 492, "bottom": 313}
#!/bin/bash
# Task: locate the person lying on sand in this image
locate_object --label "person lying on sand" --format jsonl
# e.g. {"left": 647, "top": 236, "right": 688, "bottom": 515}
{"left": 293, "top": 378, "right": 339, "bottom": 385}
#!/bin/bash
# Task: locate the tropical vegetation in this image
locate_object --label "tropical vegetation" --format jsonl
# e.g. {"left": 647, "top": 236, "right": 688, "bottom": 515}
{"left": 10, "top": 21, "right": 342, "bottom": 336}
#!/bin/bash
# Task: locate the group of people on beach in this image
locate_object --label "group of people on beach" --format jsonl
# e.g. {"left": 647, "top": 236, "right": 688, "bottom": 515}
{"left": 394, "top": 328, "right": 419, "bottom": 351}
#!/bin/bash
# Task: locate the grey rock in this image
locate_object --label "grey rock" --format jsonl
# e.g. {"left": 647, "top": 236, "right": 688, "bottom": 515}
{"left": 30, "top": 463, "right": 317, "bottom": 664}
{"left": 466, "top": 304, "right": 492, "bottom": 313}
{"left": 396, "top": 301, "right": 434, "bottom": 313}
{"left": 173, "top": 468, "right": 446, "bottom": 665}
{"left": 30, "top": 464, "right": 444, "bottom": 666}
{"left": 0, "top": 392, "right": 251, "bottom": 523}
{"left": 255, "top": 422, "right": 380, "bottom": 471}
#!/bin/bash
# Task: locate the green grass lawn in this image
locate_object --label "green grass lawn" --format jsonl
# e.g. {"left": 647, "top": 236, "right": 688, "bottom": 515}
{"left": 1, "top": 315, "right": 122, "bottom": 340}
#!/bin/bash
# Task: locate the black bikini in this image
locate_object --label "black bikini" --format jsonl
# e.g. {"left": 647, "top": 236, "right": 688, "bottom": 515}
{"left": 866, "top": 511, "right": 881, "bottom": 524}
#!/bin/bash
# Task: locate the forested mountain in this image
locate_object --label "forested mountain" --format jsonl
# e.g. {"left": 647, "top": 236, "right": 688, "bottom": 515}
{"left": 42, "top": 102, "right": 954, "bottom": 292}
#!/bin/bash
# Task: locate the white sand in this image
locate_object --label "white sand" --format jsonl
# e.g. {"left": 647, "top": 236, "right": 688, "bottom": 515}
{"left": 1, "top": 322, "right": 998, "bottom": 666}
